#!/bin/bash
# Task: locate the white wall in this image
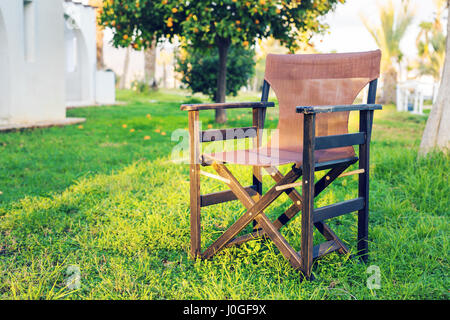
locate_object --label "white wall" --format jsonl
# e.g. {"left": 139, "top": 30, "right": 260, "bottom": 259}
{"left": 0, "top": 8, "right": 11, "bottom": 124}
{"left": 0, "top": 0, "right": 66, "bottom": 124}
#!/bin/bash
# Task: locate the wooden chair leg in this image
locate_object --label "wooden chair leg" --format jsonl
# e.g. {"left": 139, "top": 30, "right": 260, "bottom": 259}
{"left": 190, "top": 163, "right": 201, "bottom": 259}
{"left": 301, "top": 113, "right": 316, "bottom": 279}
{"left": 252, "top": 105, "right": 266, "bottom": 230}
{"left": 189, "top": 110, "right": 201, "bottom": 259}
{"left": 357, "top": 110, "right": 373, "bottom": 262}
{"left": 252, "top": 165, "right": 262, "bottom": 230}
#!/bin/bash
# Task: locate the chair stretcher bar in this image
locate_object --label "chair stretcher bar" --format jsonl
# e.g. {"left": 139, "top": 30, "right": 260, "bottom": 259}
{"left": 313, "top": 197, "right": 365, "bottom": 223}
{"left": 315, "top": 132, "right": 366, "bottom": 150}
{"left": 201, "top": 126, "right": 257, "bottom": 142}
{"left": 200, "top": 185, "right": 258, "bottom": 207}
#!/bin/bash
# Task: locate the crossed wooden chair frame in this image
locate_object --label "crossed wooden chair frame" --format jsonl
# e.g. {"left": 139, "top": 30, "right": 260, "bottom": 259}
{"left": 181, "top": 79, "right": 381, "bottom": 280}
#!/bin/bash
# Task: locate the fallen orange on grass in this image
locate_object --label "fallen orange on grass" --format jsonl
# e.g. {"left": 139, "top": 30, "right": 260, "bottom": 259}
{"left": 144, "top": 136, "right": 151, "bottom": 140}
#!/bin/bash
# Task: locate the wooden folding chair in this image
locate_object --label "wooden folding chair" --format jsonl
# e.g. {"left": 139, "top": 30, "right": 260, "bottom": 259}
{"left": 181, "top": 50, "right": 382, "bottom": 279}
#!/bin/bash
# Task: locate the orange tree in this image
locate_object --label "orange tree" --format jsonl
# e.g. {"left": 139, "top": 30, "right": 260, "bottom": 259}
{"left": 99, "top": 0, "right": 345, "bottom": 123}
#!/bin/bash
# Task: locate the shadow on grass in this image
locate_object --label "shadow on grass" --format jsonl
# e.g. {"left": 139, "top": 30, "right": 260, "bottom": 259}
{"left": 0, "top": 94, "right": 448, "bottom": 299}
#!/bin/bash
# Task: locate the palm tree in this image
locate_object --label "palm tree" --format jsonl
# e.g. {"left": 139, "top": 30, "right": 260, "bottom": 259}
{"left": 361, "top": 0, "right": 415, "bottom": 104}
{"left": 415, "top": 0, "right": 446, "bottom": 82}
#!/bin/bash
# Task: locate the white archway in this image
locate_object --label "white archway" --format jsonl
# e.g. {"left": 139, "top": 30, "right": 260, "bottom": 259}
{"left": 65, "top": 20, "right": 91, "bottom": 103}
{"left": 0, "top": 9, "right": 10, "bottom": 124}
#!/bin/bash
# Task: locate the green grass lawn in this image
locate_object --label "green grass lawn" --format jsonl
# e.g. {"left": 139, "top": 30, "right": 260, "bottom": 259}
{"left": 0, "top": 89, "right": 448, "bottom": 299}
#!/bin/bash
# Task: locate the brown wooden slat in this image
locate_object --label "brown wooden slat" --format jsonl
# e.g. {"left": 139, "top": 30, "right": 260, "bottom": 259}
{"left": 313, "top": 197, "right": 365, "bottom": 223}
{"left": 311, "top": 240, "right": 341, "bottom": 259}
{"left": 225, "top": 230, "right": 265, "bottom": 247}
{"left": 200, "top": 186, "right": 258, "bottom": 207}
{"left": 181, "top": 101, "right": 274, "bottom": 111}
{"left": 254, "top": 213, "right": 302, "bottom": 269}
{"left": 315, "top": 132, "right": 365, "bottom": 150}
{"left": 201, "top": 126, "right": 257, "bottom": 142}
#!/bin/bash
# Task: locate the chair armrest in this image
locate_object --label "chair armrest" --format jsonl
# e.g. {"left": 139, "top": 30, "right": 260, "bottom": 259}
{"left": 296, "top": 104, "right": 382, "bottom": 114}
{"left": 181, "top": 101, "right": 275, "bottom": 111}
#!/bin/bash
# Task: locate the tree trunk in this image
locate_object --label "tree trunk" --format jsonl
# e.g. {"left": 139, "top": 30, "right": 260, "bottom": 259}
{"left": 89, "top": 0, "right": 105, "bottom": 69}
{"left": 96, "top": 28, "right": 105, "bottom": 69}
{"left": 381, "top": 67, "right": 397, "bottom": 104}
{"left": 419, "top": 4, "right": 450, "bottom": 156}
{"left": 144, "top": 37, "right": 157, "bottom": 90}
{"left": 119, "top": 46, "right": 131, "bottom": 89}
{"left": 215, "top": 38, "right": 231, "bottom": 123}
{"left": 163, "top": 62, "right": 167, "bottom": 88}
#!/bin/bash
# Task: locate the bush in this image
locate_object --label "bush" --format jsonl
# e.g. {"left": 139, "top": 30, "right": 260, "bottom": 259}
{"left": 176, "top": 45, "right": 255, "bottom": 101}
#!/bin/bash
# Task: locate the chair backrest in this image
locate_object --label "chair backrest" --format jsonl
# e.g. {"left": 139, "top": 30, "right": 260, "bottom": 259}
{"left": 264, "top": 50, "right": 381, "bottom": 152}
